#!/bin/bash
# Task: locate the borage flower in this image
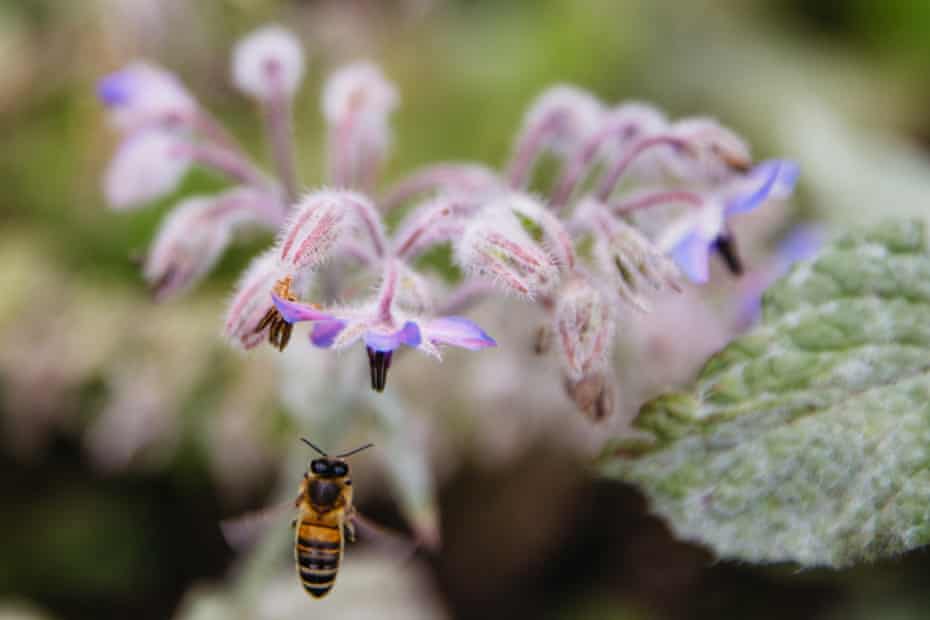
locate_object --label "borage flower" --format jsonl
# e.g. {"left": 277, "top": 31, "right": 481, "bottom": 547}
{"left": 657, "top": 159, "right": 799, "bottom": 283}
{"left": 270, "top": 264, "right": 495, "bottom": 392}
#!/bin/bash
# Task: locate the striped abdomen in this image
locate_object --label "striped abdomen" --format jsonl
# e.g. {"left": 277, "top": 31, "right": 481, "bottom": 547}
{"left": 295, "top": 520, "right": 342, "bottom": 598}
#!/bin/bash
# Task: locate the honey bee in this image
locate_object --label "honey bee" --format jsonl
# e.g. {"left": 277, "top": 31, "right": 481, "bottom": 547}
{"left": 292, "top": 438, "right": 372, "bottom": 598}
{"left": 221, "top": 438, "right": 413, "bottom": 600}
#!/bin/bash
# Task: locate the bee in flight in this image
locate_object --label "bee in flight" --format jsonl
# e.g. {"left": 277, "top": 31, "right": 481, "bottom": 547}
{"left": 222, "top": 438, "right": 413, "bottom": 600}
{"left": 292, "top": 438, "right": 373, "bottom": 598}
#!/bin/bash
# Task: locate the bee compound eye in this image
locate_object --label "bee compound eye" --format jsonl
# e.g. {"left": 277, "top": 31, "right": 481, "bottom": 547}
{"left": 311, "top": 460, "right": 329, "bottom": 475}
{"left": 332, "top": 463, "right": 348, "bottom": 476}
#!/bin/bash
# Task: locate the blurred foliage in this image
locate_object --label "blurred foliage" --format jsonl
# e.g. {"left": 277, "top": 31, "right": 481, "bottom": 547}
{"left": 4, "top": 0, "right": 930, "bottom": 619}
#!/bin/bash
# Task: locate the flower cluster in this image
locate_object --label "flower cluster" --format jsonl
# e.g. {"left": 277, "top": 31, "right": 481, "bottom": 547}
{"left": 99, "top": 25, "right": 798, "bottom": 410}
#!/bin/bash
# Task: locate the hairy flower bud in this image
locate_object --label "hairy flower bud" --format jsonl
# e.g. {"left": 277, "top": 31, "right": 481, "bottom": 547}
{"left": 520, "top": 85, "right": 604, "bottom": 158}
{"left": 322, "top": 61, "right": 398, "bottom": 126}
{"left": 323, "top": 62, "right": 399, "bottom": 188}
{"left": 455, "top": 202, "right": 559, "bottom": 299}
{"left": 232, "top": 25, "right": 305, "bottom": 100}
{"left": 145, "top": 188, "right": 280, "bottom": 300}
{"left": 563, "top": 371, "right": 615, "bottom": 422}
{"left": 224, "top": 250, "right": 287, "bottom": 350}
{"left": 98, "top": 61, "right": 197, "bottom": 130}
{"left": 665, "top": 117, "right": 751, "bottom": 183}
{"left": 553, "top": 279, "right": 614, "bottom": 380}
{"left": 276, "top": 190, "right": 352, "bottom": 273}
{"left": 576, "top": 197, "right": 681, "bottom": 309}
{"left": 508, "top": 85, "right": 603, "bottom": 188}
{"left": 598, "top": 102, "right": 668, "bottom": 179}
{"left": 103, "top": 130, "right": 191, "bottom": 209}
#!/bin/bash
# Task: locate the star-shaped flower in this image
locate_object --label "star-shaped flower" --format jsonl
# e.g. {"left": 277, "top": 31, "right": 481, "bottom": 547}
{"left": 270, "top": 292, "right": 495, "bottom": 392}
{"left": 657, "top": 159, "right": 799, "bottom": 283}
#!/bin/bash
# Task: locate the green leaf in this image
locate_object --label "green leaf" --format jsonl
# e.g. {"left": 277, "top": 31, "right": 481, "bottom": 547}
{"left": 600, "top": 219, "right": 930, "bottom": 567}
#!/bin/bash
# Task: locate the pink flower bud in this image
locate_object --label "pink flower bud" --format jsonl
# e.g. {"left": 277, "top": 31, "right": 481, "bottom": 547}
{"left": 232, "top": 25, "right": 305, "bottom": 100}
{"left": 576, "top": 198, "right": 682, "bottom": 310}
{"left": 508, "top": 85, "right": 603, "bottom": 187}
{"left": 322, "top": 61, "right": 398, "bottom": 126}
{"left": 665, "top": 117, "right": 751, "bottom": 183}
{"left": 98, "top": 61, "right": 198, "bottom": 131}
{"left": 224, "top": 250, "right": 287, "bottom": 350}
{"left": 145, "top": 188, "right": 277, "bottom": 300}
{"left": 455, "top": 201, "right": 560, "bottom": 299}
{"left": 563, "top": 371, "right": 615, "bottom": 422}
{"left": 553, "top": 279, "right": 614, "bottom": 380}
{"left": 103, "top": 130, "right": 191, "bottom": 209}
{"left": 323, "top": 62, "right": 399, "bottom": 188}
{"left": 598, "top": 102, "right": 668, "bottom": 180}
{"left": 276, "top": 190, "right": 351, "bottom": 273}
{"left": 521, "top": 85, "right": 604, "bottom": 158}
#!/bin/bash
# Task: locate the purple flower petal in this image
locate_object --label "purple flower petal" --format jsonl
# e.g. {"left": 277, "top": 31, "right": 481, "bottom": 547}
{"left": 363, "top": 321, "right": 422, "bottom": 353}
{"left": 310, "top": 320, "right": 347, "bottom": 348}
{"left": 271, "top": 293, "right": 337, "bottom": 324}
{"left": 725, "top": 159, "right": 798, "bottom": 216}
{"left": 423, "top": 317, "right": 496, "bottom": 350}
{"left": 669, "top": 231, "right": 711, "bottom": 283}
{"left": 98, "top": 71, "right": 134, "bottom": 106}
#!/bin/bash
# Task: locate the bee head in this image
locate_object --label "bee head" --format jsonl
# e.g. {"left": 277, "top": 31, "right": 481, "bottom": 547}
{"left": 301, "top": 438, "right": 374, "bottom": 478}
{"left": 309, "top": 458, "right": 349, "bottom": 478}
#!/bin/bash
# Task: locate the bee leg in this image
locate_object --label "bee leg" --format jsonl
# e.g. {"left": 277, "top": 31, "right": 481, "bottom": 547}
{"left": 344, "top": 520, "right": 357, "bottom": 544}
{"left": 291, "top": 519, "right": 297, "bottom": 529}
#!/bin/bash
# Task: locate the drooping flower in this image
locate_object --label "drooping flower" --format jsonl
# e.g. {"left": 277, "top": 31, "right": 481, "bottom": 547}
{"left": 657, "top": 159, "right": 799, "bottom": 283}
{"left": 269, "top": 262, "right": 495, "bottom": 391}
{"left": 97, "top": 61, "right": 198, "bottom": 130}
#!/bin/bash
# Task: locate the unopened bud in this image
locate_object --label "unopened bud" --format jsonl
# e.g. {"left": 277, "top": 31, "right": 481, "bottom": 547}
{"left": 666, "top": 117, "right": 751, "bottom": 182}
{"left": 145, "top": 188, "right": 279, "bottom": 300}
{"left": 276, "top": 190, "right": 355, "bottom": 273}
{"left": 590, "top": 215, "right": 682, "bottom": 310}
{"left": 521, "top": 85, "right": 604, "bottom": 158}
{"left": 98, "top": 62, "right": 197, "bottom": 130}
{"left": 232, "top": 25, "right": 305, "bottom": 100}
{"left": 103, "top": 130, "right": 191, "bottom": 209}
{"left": 598, "top": 102, "right": 668, "bottom": 179}
{"left": 553, "top": 279, "right": 614, "bottom": 380}
{"left": 563, "top": 372, "right": 615, "bottom": 422}
{"left": 322, "top": 61, "right": 398, "bottom": 126}
{"left": 455, "top": 203, "right": 559, "bottom": 298}
{"left": 323, "top": 62, "right": 398, "bottom": 187}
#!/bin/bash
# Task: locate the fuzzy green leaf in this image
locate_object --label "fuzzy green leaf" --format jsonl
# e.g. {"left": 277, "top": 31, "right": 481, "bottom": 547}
{"left": 601, "top": 219, "right": 930, "bottom": 567}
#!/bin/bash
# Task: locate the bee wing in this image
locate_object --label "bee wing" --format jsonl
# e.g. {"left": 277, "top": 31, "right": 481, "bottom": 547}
{"left": 350, "top": 511, "right": 421, "bottom": 563}
{"left": 220, "top": 500, "right": 295, "bottom": 551}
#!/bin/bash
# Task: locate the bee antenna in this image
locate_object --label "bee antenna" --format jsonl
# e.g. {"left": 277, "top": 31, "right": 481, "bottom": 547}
{"left": 300, "top": 437, "right": 328, "bottom": 457}
{"left": 335, "top": 443, "right": 375, "bottom": 459}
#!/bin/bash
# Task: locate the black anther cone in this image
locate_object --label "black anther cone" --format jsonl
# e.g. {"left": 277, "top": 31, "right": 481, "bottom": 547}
{"left": 366, "top": 347, "right": 393, "bottom": 392}
{"left": 713, "top": 234, "right": 744, "bottom": 277}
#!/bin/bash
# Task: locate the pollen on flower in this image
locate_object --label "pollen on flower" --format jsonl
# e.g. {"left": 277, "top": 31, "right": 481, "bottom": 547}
{"left": 224, "top": 250, "right": 286, "bottom": 350}
{"left": 232, "top": 25, "right": 305, "bottom": 100}
{"left": 255, "top": 276, "right": 302, "bottom": 351}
